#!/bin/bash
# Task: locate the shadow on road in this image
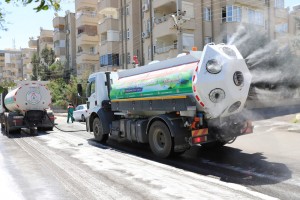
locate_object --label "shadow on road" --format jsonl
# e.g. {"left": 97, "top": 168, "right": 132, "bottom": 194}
{"left": 245, "top": 104, "right": 300, "bottom": 121}
{"left": 87, "top": 137, "right": 292, "bottom": 187}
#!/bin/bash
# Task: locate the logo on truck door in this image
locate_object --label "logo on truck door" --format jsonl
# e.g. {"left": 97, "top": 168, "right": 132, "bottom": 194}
{"left": 26, "top": 87, "right": 42, "bottom": 105}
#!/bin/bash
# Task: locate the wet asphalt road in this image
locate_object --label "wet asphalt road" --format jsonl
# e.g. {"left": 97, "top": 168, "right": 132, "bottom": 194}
{"left": 1, "top": 110, "right": 300, "bottom": 199}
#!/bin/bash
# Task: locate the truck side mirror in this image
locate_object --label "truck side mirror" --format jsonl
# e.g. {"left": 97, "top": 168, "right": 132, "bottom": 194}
{"left": 77, "top": 84, "right": 83, "bottom": 97}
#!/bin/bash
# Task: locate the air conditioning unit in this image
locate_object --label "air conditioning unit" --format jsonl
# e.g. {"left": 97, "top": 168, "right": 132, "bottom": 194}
{"left": 142, "top": 4, "right": 149, "bottom": 12}
{"left": 142, "top": 31, "right": 150, "bottom": 39}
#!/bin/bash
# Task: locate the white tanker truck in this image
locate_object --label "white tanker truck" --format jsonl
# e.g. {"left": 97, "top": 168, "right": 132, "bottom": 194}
{"left": 78, "top": 44, "right": 253, "bottom": 158}
{"left": 0, "top": 81, "right": 55, "bottom": 135}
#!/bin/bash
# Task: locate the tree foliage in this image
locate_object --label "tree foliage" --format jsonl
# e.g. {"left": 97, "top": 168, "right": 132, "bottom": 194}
{"left": 48, "top": 76, "right": 87, "bottom": 108}
{"left": 30, "top": 46, "right": 59, "bottom": 81}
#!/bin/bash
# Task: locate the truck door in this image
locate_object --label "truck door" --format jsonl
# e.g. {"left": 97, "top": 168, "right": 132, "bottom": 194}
{"left": 86, "top": 77, "right": 97, "bottom": 111}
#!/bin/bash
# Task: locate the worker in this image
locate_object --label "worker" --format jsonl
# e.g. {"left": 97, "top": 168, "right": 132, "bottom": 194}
{"left": 67, "top": 103, "right": 75, "bottom": 123}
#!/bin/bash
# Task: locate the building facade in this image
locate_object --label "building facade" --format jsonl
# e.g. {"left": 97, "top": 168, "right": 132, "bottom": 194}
{"left": 53, "top": 11, "right": 77, "bottom": 78}
{"left": 0, "top": 50, "right": 22, "bottom": 82}
{"left": 38, "top": 28, "right": 54, "bottom": 55}
{"left": 75, "top": 0, "right": 100, "bottom": 78}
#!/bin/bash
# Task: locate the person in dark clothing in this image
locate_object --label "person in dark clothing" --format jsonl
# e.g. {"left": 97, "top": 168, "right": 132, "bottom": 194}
{"left": 67, "top": 103, "right": 75, "bottom": 123}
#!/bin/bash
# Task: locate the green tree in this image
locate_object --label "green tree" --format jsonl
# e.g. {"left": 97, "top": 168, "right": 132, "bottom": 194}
{"left": 49, "top": 60, "right": 64, "bottom": 80}
{"left": 30, "top": 52, "right": 40, "bottom": 80}
{"left": 48, "top": 78, "right": 67, "bottom": 107}
{"left": 40, "top": 47, "right": 55, "bottom": 80}
{"left": 0, "top": 80, "right": 16, "bottom": 89}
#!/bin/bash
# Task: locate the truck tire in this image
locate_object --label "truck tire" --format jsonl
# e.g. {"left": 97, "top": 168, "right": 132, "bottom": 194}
{"left": 149, "top": 121, "right": 173, "bottom": 158}
{"left": 93, "top": 117, "right": 108, "bottom": 143}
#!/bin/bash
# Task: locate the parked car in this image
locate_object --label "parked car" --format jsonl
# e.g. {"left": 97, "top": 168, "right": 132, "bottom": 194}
{"left": 73, "top": 104, "right": 88, "bottom": 122}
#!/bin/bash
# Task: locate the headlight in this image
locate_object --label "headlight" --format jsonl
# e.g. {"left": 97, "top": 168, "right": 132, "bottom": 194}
{"left": 209, "top": 88, "right": 225, "bottom": 103}
{"left": 228, "top": 101, "right": 241, "bottom": 113}
{"left": 233, "top": 71, "right": 244, "bottom": 86}
{"left": 206, "top": 59, "right": 222, "bottom": 74}
{"left": 221, "top": 47, "right": 237, "bottom": 58}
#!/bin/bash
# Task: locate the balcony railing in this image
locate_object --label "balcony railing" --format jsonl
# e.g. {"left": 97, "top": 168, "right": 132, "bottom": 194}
{"left": 156, "top": 44, "right": 177, "bottom": 54}
{"left": 75, "top": 0, "right": 98, "bottom": 11}
{"left": 98, "top": 0, "right": 118, "bottom": 12}
{"left": 77, "top": 52, "right": 99, "bottom": 64}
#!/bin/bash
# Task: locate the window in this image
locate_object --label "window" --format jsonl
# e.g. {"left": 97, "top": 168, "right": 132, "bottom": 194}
{"left": 100, "top": 54, "right": 119, "bottom": 67}
{"left": 182, "top": 1, "right": 194, "bottom": 19}
{"left": 275, "top": 0, "right": 284, "bottom": 8}
{"left": 126, "top": 5, "right": 130, "bottom": 15}
{"left": 182, "top": 33, "right": 194, "bottom": 50}
{"left": 222, "top": 5, "right": 241, "bottom": 22}
{"left": 204, "top": 37, "right": 212, "bottom": 45}
{"left": 248, "top": 9, "right": 264, "bottom": 26}
{"left": 127, "top": 28, "right": 130, "bottom": 40}
{"left": 203, "top": 7, "right": 211, "bottom": 21}
{"left": 78, "top": 46, "right": 82, "bottom": 53}
{"left": 275, "top": 23, "right": 288, "bottom": 33}
{"left": 90, "top": 47, "right": 95, "bottom": 54}
{"left": 127, "top": 52, "right": 131, "bottom": 64}
{"left": 87, "top": 78, "right": 96, "bottom": 97}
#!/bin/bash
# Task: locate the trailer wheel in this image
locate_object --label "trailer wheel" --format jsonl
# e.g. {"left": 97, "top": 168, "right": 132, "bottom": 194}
{"left": 93, "top": 117, "right": 108, "bottom": 143}
{"left": 149, "top": 121, "right": 173, "bottom": 158}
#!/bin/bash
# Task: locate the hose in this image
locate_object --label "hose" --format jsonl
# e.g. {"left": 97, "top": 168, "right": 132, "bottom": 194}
{"left": 46, "top": 111, "right": 87, "bottom": 132}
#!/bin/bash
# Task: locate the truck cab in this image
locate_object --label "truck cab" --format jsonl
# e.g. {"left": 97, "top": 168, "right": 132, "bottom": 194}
{"left": 86, "top": 72, "right": 118, "bottom": 115}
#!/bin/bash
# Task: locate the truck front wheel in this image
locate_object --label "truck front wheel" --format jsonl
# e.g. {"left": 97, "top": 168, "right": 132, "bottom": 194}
{"left": 93, "top": 117, "right": 108, "bottom": 143}
{"left": 149, "top": 121, "right": 173, "bottom": 158}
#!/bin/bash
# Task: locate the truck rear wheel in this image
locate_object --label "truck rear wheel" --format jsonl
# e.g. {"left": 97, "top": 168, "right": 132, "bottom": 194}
{"left": 93, "top": 117, "right": 108, "bottom": 143}
{"left": 149, "top": 121, "right": 173, "bottom": 158}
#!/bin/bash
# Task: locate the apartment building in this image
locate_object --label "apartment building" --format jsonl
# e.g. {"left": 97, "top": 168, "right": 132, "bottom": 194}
{"left": 0, "top": 52, "right": 4, "bottom": 80}
{"left": 78, "top": 0, "right": 299, "bottom": 73}
{"left": 20, "top": 47, "right": 37, "bottom": 80}
{"left": 288, "top": 5, "right": 300, "bottom": 55}
{"left": 38, "top": 28, "right": 54, "bottom": 55}
{"left": 53, "top": 11, "right": 77, "bottom": 78}
{"left": 75, "top": 0, "right": 100, "bottom": 78}
{"left": 98, "top": 0, "right": 121, "bottom": 70}
{"left": 0, "top": 50, "right": 23, "bottom": 82}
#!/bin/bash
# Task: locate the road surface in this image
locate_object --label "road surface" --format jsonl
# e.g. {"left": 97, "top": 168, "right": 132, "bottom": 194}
{"left": 1, "top": 112, "right": 300, "bottom": 199}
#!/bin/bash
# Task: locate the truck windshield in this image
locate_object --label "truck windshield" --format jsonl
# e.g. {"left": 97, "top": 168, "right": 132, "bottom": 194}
{"left": 86, "top": 78, "right": 96, "bottom": 97}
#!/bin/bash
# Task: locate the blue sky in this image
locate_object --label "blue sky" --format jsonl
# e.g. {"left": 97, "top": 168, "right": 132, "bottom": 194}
{"left": 0, "top": 1, "right": 75, "bottom": 49}
{"left": 0, "top": 0, "right": 299, "bottom": 50}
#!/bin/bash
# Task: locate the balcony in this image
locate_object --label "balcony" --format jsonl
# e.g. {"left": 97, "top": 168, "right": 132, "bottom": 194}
{"left": 275, "top": 8, "right": 288, "bottom": 19}
{"left": 76, "top": 52, "right": 99, "bottom": 64}
{"left": 99, "top": 18, "right": 119, "bottom": 33}
{"left": 28, "top": 39, "right": 37, "bottom": 48}
{"left": 76, "top": 12, "right": 98, "bottom": 26}
{"left": 75, "top": 0, "right": 97, "bottom": 11}
{"left": 77, "top": 33, "right": 99, "bottom": 45}
{"left": 233, "top": 0, "right": 266, "bottom": 9}
{"left": 153, "top": 16, "right": 177, "bottom": 38}
{"left": 153, "top": 0, "right": 176, "bottom": 10}
{"left": 54, "top": 47, "right": 66, "bottom": 56}
{"left": 22, "top": 57, "right": 31, "bottom": 64}
{"left": 53, "top": 17, "right": 65, "bottom": 28}
{"left": 98, "top": 0, "right": 118, "bottom": 12}
{"left": 99, "top": 41, "right": 119, "bottom": 53}
{"left": 53, "top": 31, "right": 66, "bottom": 41}
{"left": 40, "top": 30, "right": 53, "bottom": 38}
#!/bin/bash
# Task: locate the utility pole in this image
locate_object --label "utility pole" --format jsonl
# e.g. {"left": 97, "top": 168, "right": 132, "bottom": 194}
{"left": 176, "top": 0, "right": 183, "bottom": 53}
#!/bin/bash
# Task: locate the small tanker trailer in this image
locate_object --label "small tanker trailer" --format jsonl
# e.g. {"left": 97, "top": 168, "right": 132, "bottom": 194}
{"left": 78, "top": 44, "right": 253, "bottom": 158}
{"left": 0, "top": 81, "right": 55, "bottom": 135}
